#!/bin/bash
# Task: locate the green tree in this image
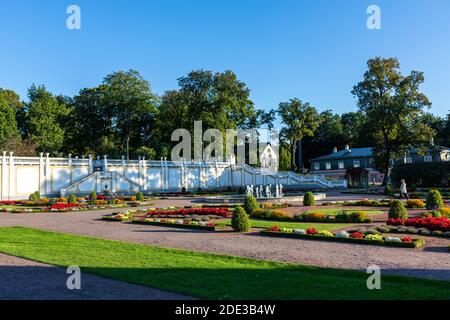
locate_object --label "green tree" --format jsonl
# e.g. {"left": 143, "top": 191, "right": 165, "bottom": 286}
{"left": 278, "top": 99, "right": 321, "bottom": 172}
{"left": 102, "top": 70, "right": 158, "bottom": 159}
{"left": 24, "top": 85, "right": 69, "bottom": 154}
{"left": 0, "top": 92, "right": 20, "bottom": 147}
{"left": 352, "top": 57, "right": 434, "bottom": 182}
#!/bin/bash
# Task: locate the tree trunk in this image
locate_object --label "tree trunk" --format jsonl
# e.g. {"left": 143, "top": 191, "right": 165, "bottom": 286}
{"left": 126, "top": 135, "right": 130, "bottom": 160}
{"left": 290, "top": 141, "right": 297, "bottom": 172}
{"left": 296, "top": 140, "right": 303, "bottom": 172}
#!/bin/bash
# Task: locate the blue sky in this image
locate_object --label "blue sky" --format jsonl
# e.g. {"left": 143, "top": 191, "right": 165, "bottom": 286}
{"left": 1, "top": 0, "right": 449, "bottom": 117}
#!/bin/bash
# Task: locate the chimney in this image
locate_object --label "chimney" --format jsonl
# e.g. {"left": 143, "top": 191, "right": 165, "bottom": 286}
{"left": 333, "top": 147, "right": 338, "bottom": 153}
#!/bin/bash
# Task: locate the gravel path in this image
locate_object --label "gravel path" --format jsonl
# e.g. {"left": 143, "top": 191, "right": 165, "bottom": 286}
{"left": 0, "top": 253, "right": 195, "bottom": 300}
{"left": 1, "top": 198, "right": 449, "bottom": 282}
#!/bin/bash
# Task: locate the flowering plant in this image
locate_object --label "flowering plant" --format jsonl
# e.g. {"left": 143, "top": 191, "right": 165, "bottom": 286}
{"left": 146, "top": 207, "right": 231, "bottom": 218}
{"left": 318, "top": 230, "right": 334, "bottom": 237}
{"left": 366, "top": 234, "right": 383, "bottom": 241}
{"left": 50, "top": 203, "right": 81, "bottom": 210}
{"left": 306, "top": 227, "right": 318, "bottom": 235}
{"left": 401, "top": 236, "right": 413, "bottom": 243}
{"left": 350, "top": 232, "right": 364, "bottom": 239}
{"left": 268, "top": 226, "right": 281, "bottom": 232}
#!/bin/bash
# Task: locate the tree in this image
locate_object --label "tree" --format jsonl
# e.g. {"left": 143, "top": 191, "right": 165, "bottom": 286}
{"left": 24, "top": 85, "right": 69, "bottom": 154}
{"left": 352, "top": 57, "right": 434, "bottom": 182}
{"left": 278, "top": 99, "right": 321, "bottom": 172}
{"left": 0, "top": 92, "right": 21, "bottom": 147}
{"left": 102, "top": 70, "right": 158, "bottom": 159}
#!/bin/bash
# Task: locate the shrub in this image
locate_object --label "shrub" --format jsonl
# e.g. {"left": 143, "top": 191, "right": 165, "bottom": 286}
{"left": 29, "top": 193, "right": 38, "bottom": 202}
{"left": 34, "top": 191, "right": 40, "bottom": 201}
{"left": 261, "top": 202, "right": 273, "bottom": 209}
{"left": 136, "top": 192, "right": 144, "bottom": 202}
{"left": 251, "top": 209, "right": 265, "bottom": 218}
{"left": 303, "top": 192, "right": 315, "bottom": 206}
{"left": 349, "top": 211, "right": 367, "bottom": 223}
{"left": 243, "top": 196, "right": 259, "bottom": 216}
{"left": 94, "top": 200, "right": 108, "bottom": 206}
{"left": 58, "top": 197, "right": 68, "bottom": 203}
{"left": 268, "top": 209, "right": 291, "bottom": 220}
{"left": 350, "top": 232, "right": 364, "bottom": 239}
{"left": 238, "top": 186, "right": 245, "bottom": 194}
{"left": 89, "top": 192, "right": 97, "bottom": 203}
{"left": 384, "top": 184, "right": 393, "bottom": 195}
{"left": 129, "top": 196, "right": 137, "bottom": 202}
{"left": 440, "top": 207, "right": 450, "bottom": 218}
{"left": 405, "top": 199, "right": 426, "bottom": 209}
{"left": 231, "top": 206, "right": 250, "bottom": 232}
{"left": 426, "top": 189, "right": 444, "bottom": 210}
{"left": 68, "top": 194, "right": 77, "bottom": 204}
{"left": 306, "top": 228, "right": 318, "bottom": 235}
{"left": 389, "top": 200, "right": 408, "bottom": 220}
{"left": 318, "top": 230, "right": 334, "bottom": 237}
{"left": 301, "top": 212, "right": 325, "bottom": 222}
{"left": 335, "top": 211, "right": 350, "bottom": 222}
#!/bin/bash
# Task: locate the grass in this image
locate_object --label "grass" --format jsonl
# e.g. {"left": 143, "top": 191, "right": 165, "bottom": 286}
{"left": 218, "top": 219, "right": 354, "bottom": 231}
{"left": 0, "top": 227, "right": 448, "bottom": 300}
{"left": 304, "top": 208, "right": 384, "bottom": 215}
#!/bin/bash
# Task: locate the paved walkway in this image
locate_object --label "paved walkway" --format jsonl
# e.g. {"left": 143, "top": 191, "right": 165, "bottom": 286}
{"left": 1, "top": 197, "right": 449, "bottom": 282}
{"left": 0, "top": 253, "right": 194, "bottom": 300}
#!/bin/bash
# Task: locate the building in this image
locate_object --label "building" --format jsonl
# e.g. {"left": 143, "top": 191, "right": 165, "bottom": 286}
{"left": 310, "top": 145, "right": 450, "bottom": 183}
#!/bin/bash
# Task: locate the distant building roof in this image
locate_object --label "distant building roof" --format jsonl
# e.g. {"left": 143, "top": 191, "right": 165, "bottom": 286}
{"left": 310, "top": 147, "right": 373, "bottom": 162}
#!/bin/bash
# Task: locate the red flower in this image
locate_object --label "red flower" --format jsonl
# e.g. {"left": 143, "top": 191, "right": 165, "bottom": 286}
{"left": 401, "top": 236, "right": 413, "bottom": 243}
{"left": 306, "top": 228, "right": 318, "bottom": 235}
{"left": 50, "top": 203, "right": 81, "bottom": 210}
{"left": 268, "top": 226, "right": 280, "bottom": 232}
{"left": 350, "top": 232, "right": 364, "bottom": 239}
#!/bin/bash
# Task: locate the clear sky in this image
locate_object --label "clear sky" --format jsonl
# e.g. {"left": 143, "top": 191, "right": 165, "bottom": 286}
{"left": 1, "top": 0, "right": 449, "bottom": 117}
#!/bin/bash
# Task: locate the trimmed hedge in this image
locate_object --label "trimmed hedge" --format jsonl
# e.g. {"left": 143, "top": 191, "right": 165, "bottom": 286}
{"left": 426, "top": 189, "right": 444, "bottom": 210}
{"left": 389, "top": 200, "right": 408, "bottom": 220}
{"left": 243, "top": 196, "right": 259, "bottom": 216}
{"left": 392, "top": 162, "right": 450, "bottom": 188}
{"left": 303, "top": 192, "right": 315, "bottom": 206}
{"left": 232, "top": 206, "right": 250, "bottom": 232}
{"left": 260, "top": 230, "right": 425, "bottom": 248}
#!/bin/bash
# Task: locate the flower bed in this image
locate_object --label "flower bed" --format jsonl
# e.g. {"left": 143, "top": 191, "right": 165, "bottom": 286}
{"left": 102, "top": 210, "right": 142, "bottom": 221}
{"left": 260, "top": 227, "right": 425, "bottom": 248}
{"left": 145, "top": 207, "right": 231, "bottom": 218}
{"left": 50, "top": 203, "right": 81, "bottom": 211}
{"left": 388, "top": 217, "right": 450, "bottom": 232}
{"left": 132, "top": 218, "right": 227, "bottom": 231}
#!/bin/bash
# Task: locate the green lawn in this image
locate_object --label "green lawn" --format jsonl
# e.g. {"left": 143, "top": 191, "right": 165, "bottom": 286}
{"left": 0, "top": 227, "right": 448, "bottom": 300}
{"left": 218, "top": 219, "right": 353, "bottom": 231}
{"left": 304, "top": 209, "right": 384, "bottom": 215}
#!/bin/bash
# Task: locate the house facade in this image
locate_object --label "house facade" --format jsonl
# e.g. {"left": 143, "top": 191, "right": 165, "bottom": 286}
{"left": 310, "top": 145, "right": 450, "bottom": 184}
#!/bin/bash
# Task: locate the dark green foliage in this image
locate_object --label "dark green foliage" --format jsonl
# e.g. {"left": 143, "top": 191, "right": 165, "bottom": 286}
{"left": 231, "top": 206, "right": 250, "bottom": 232}
{"left": 391, "top": 163, "right": 450, "bottom": 188}
{"left": 384, "top": 184, "right": 394, "bottom": 196}
{"left": 68, "top": 194, "right": 77, "bottom": 204}
{"left": 389, "top": 200, "right": 408, "bottom": 220}
{"left": 136, "top": 192, "right": 144, "bottom": 202}
{"left": 29, "top": 192, "right": 38, "bottom": 202}
{"left": 426, "top": 189, "right": 444, "bottom": 210}
{"left": 243, "top": 196, "right": 259, "bottom": 216}
{"left": 303, "top": 192, "right": 315, "bottom": 206}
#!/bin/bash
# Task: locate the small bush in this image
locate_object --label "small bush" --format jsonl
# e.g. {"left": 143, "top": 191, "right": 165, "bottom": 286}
{"left": 405, "top": 199, "right": 425, "bottom": 209}
{"left": 268, "top": 209, "right": 291, "bottom": 220}
{"left": 94, "top": 200, "right": 108, "bottom": 206}
{"left": 136, "top": 192, "right": 144, "bottom": 202}
{"left": 238, "top": 186, "right": 245, "bottom": 194}
{"left": 440, "top": 207, "right": 450, "bottom": 218}
{"left": 426, "top": 189, "right": 444, "bottom": 210}
{"left": 301, "top": 212, "right": 325, "bottom": 222}
{"left": 89, "top": 192, "right": 97, "bottom": 203}
{"left": 29, "top": 192, "right": 38, "bottom": 202}
{"left": 384, "top": 184, "right": 394, "bottom": 195}
{"left": 129, "top": 195, "right": 137, "bottom": 202}
{"left": 303, "top": 192, "right": 315, "bottom": 206}
{"left": 58, "top": 197, "right": 68, "bottom": 203}
{"left": 251, "top": 209, "right": 265, "bottom": 218}
{"left": 231, "top": 206, "right": 250, "bottom": 232}
{"left": 335, "top": 211, "right": 350, "bottom": 222}
{"left": 68, "top": 194, "right": 77, "bottom": 204}
{"left": 243, "top": 196, "right": 259, "bottom": 216}
{"left": 389, "top": 200, "right": 408, "bottom": 220}
{"left": 261, "top": 202, "right": 273, "bottom": 209}
{"left": 34, "top": 191, "right": 41, "bottom": 201}
{"left": 349, "top": 211, "right": 368, "bottom": 223}
{"left": 181, "top": 187, "right": 187, "bottom": 193}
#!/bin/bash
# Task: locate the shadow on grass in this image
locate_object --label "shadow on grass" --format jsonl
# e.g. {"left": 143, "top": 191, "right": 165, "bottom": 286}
{"left": 0, "top": 265, "right": 449, "bottom": 300}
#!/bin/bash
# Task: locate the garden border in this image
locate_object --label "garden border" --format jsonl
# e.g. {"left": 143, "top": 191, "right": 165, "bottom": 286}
{"left": 131, "top": 220, "right": 228, "bottom": 231}
{"left": 260, "top": 230, "right": 425, "bottom": 248}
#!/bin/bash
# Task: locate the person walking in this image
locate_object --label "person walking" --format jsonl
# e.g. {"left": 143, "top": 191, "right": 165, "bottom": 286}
{"left": 400, "top": 179, "right": 409, "bottom": 200}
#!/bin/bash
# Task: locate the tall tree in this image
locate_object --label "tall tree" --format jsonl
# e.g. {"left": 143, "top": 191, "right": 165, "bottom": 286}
{"left": 24, "top": 85, "right": 69, "bottom": 154}
{"left": 102, "top": 70, "right": 158, "bottom": 159}
{"left": 0, "top": 91, "right": 21, "bottom": 147}
{"left": 278, "top": 98, "right": 321, "bottom": 172}
{"left": 352, "top": 57, "right": 434, "bottom": 182}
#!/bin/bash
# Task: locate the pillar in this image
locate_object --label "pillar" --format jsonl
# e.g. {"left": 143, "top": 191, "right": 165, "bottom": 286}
{"left": 1, "top": 151, "right": 7, "bottom": 200}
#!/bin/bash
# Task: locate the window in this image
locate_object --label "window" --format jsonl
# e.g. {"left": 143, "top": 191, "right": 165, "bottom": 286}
{"left": 325, "top": 162, "right": 331, "bottom": 170}
{"left": 314, "top": 163, "right": 320, "bottom": 171}
{"left": 353, "top": 160, "right": 360, "bottom": 168}
{"left": 405, "top": 157, "right": 413, "bottom": 164}
{"left": 338, "top": 161, "right": 344, "bottom": 169}
{"left": 424, "top": 155, "right": 432, "bottom": 163}
{"left": 369, "top": 159, "right": 375, "bottom": 168}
